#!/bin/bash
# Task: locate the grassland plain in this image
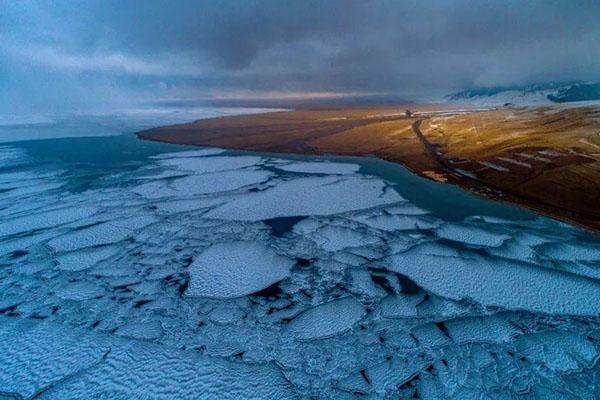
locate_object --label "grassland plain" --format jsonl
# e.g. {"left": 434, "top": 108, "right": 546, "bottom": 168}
{"left": 138, "top": 104, "right": 600, "bottom": 232}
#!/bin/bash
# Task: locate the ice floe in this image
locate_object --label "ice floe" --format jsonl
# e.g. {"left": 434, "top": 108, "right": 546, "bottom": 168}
{"left": 286, "top": 297, "right": 365, "bottom": 340}
{"left": 186, "top": 241, "right": 293, "bottom": 298}
{"left": 56, "top": 246, "right": 119, "bottom": 271}
{"left": 307, "top": 224, "right": 380, "bottom": 252}
{"left": 55, "top": 281, "right": 106, "bottom": 301}
{"left": 48, "top": 216, "right": 157, "bottom": 252}
{"left": 444, "top": 315, "right": 520, "bottom": 344}
{"left": 170, "top": 169, "right": 272, "bottom": 195}
{"left": 0, "top": 316, "right": 295, "bottom": 400}
{"left": 161, "top": 155, "right": 262, "bottom": 173}
{"left": 384, "top": 250, "right": 600, "bottom": 316}
{"left": 538, "top": 241, "right": 600, "bottom": 261}
{"left": 275, "top": 160, "right": 360, "bottom": 174}
{"left": 1, "top": 138, "right": 600, "bottom": 399}
{"left": 205, "top": 175, "right": 403, "bottom": 220}
{"left": 380, "top": 293, "right": 425, "bottom": 318}
{"left": 353, "top": 213, "right": 440, "bottom": 232}
{"left": 0, "top": 206, "right": 98, "bottom": 237}
{"left": 436, "top": 222, "right": 511, "bottom": 247}
{"left": 132, "top": 170, "right": 272, "bottom": 198}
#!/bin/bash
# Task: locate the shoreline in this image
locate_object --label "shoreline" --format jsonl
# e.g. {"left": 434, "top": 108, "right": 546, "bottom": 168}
{"left": 136, "top": 106, "right": 600, "bottom": 235}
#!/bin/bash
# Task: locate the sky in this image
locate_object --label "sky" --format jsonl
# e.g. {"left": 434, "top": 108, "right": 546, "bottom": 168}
{"left": 1, "top": 0, "right": 600, "bottom": 116}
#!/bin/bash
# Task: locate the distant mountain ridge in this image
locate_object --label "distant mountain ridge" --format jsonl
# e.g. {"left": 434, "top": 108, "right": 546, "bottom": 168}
{"left": 448, "top": 82, "right": 600, "bottom": 105}
{"left": 547, "top": 83, "right": 600, "bottom": 103}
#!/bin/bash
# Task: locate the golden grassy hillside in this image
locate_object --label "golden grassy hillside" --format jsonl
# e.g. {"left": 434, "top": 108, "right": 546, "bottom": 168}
{"left": 420, "top": 106, "right": 600, "bottom": 229}
{"left": 138, "top": 104, "right": 600, "bottom": 232}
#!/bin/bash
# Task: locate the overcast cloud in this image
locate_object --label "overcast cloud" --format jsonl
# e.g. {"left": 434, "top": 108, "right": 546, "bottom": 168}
{"left": 1, "top": 0, "right": 599, "bottom": 115}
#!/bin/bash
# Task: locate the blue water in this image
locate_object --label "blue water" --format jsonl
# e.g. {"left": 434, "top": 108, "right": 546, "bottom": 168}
{"left": 7, "top": 131, "right": 597, "bottom": 242}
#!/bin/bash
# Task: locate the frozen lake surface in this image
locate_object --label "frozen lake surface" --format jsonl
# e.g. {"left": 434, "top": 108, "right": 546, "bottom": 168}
{"left": 1, "top": 115, "right": 600, "bottom": 399}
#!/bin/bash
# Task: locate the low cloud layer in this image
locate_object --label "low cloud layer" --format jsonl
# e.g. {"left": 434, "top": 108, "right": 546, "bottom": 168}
{"left": 2, "top": 0, "right": 599, "bottom": 114}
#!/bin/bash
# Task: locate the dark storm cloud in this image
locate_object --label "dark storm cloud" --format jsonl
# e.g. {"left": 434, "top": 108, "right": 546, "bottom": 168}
{"left": 1, "top": 0, "right": 600, "bottom": 113}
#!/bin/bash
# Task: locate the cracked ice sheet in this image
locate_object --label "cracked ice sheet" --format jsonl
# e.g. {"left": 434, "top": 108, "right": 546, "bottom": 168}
{"left": 380, "top": 293, "right": 425, "bottom": 318}
{"left": 160, "top": 155, "right": 263, "bottom": 173}
{"left": 56, "top": 246, "right": 119, "bottom": 271}
{"left": 153, "top": 196, "right": 230, "bottom": 214}
{"left": 170, "top": 169, "right": 272, "bottom": 195}
{"left": 516, "top": 330, "right": 598, "bottom": 373}
{"left": 55, "top": 281, "right": 105, "bottom": 301}
{"left": 132, "top": 169, "right": 272, "bottom": 198}
{"left": 186, "top": 241, "right": 294, "bottom": 299}
{"left": 4, "top": 136, "right": 600, "bottom": 398}
{"left": 436, "top": 222, "right": 511, "bottom": 247}
{"left": 48, "top": 215, "right": 158, "bottom": 252}
{"left": 275, "top": 160, "right": 360, "bottom": 174}
{"left": 352, "top": 213, "right": 441, "bottom": 232}
{"left": 444, "top": 315, "right": 521, "bottom": 344}
{"left": 538, "top": 241, "right": 600, "bottom": 262}
{"left": 0, "top": 316, "right": 295, "bottom": 400}
{"left": 0, "top": 206, "right": 98, "bottom": 237}
{"left": 286, "top": 297, "right": 366, "bottom": 340}
{"left": 384, "top": 249, "right": 600, "bottom": 316}
{"left": 299, "top": 223, "right": 380, "bottom": 252}
{"left": 339, "top": 355, "right": 431, "bottom": 395}
{"left": 2, "top": 182, "right": 64, "bottom": 202}
{"left": 205, "top": 175, "right": 403, "bottom": 221}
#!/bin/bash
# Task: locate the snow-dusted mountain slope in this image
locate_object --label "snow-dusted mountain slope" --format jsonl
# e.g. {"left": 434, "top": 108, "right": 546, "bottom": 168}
{"left": 448, "top": 82, "right": 600, "bottom": 106}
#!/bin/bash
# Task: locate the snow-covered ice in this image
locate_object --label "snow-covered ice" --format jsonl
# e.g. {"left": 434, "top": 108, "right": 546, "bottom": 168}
{"left": 384, "top": 250, "right": 600, "bottom": 316}
{"left": 48, "top": 216, "right": 157, "bottom": 252}
{"left": 436, "top": 222, "right": 511, "bottom": 247}
{"left": 56, "top": 246, "right": 119, "bottom": 271}
{"left": 286, "top": 297, "right": 366, "bottom": 340}
{"left": 1, "top": 136, "right": 600, "bottom": 399}
{"left": 205, "top": 175, "right": 403, "bottom": 220}
{"left": 55, "top": 281, "right": 106, "bottom": 301}
{"left": 444, "top": 315, "right": 521, "bottom": 344}
{"left": 380, "top": 293, "right": 424, "bottom": 318}
{"left": 186, "top": 241, "right": 293, "bottom": 298}
{"left": 0, "top": 316, "right": 295, "bottom": 400}
{"left": 170, "top": 169, "right": 272, "bottom": 195}
{"left": 305, "top": 224, "right": 379, "bottom": 251}
{"left": 275, "top": 160, "right": 360, "bottom": 174}
{"left": 0, "top": 206, "right": 98, "bottom": 237}
{"left": 160, "top": 155, "right": 262, "bottom": 173}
